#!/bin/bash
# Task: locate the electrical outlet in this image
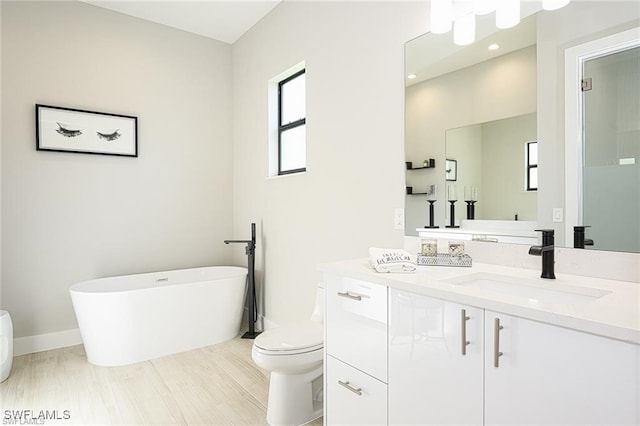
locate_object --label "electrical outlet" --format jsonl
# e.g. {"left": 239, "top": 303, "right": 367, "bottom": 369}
{"left": 394, "top": 208, "right": 405, "bottom": 229}
{"left": 553, "top": 208, "right": 563, "bottom": 223}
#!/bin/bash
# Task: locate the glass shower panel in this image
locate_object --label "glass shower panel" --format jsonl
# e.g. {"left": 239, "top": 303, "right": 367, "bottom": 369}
{"left": 582, "top": 46, "right": 640, "bottom": 252}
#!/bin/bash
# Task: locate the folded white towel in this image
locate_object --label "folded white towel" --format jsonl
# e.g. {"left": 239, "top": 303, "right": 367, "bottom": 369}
{"left": 369, "top": 247, "right": 417, "bottom": 273}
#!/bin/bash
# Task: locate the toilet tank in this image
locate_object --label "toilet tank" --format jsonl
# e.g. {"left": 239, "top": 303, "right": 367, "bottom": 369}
{"left": 310, "top": 283, "right": 325, "bottom": 323}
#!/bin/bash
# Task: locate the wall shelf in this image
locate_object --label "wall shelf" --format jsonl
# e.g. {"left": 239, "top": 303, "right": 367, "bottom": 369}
{"left": 406, "top": 159, "right": 436, "bottom": 198}
{"left": 406, "top": 159, "right": 435, "bottom": 170}
{"left": 406, "top": 187, "right": 430, "bottom": 195}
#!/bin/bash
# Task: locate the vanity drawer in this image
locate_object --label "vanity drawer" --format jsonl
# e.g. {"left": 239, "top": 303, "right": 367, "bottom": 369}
{"left": 326, "top": 355, "right": 387, "bottom": 426}
{"left": 325, "top": 274, "right": 387, "bottom": 381}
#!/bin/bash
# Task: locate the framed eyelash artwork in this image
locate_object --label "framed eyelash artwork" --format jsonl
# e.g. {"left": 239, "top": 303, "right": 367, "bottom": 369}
{"left": 36, "top": 104, "right": 138, "bottom": 157}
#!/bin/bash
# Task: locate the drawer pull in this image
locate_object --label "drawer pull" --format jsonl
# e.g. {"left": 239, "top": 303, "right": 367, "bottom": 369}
{"left": 337, "top": 291, "right": 362, "bottom": 301}
{"left": 461, "top": 309, "right": 470, "bottom": 355}
{"left": 494, "top": 318, "right": 504, "bottom": 368}
{"left": 338, "top": 380, "right": 362, "bottom": 396}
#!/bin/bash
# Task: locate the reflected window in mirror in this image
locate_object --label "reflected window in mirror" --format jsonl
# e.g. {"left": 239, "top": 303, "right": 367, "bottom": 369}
{"left": 526, "top": 141, "right": 538, "bottom": 191}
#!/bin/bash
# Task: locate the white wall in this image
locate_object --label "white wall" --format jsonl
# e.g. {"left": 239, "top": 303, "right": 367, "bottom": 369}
{"left": 0, "top": 1, "right": 3, "bottom": 308}
{"left": 445, "top": 124, "right": 483, "bottom": 219}
{"left": 231, "top": 1, "right": 426, "bottom": 326}
{"left": 1, "top": 1, "right": 234, "bottom": 338}
{"left": 481, "top": 113, "right": 537, "bottom": 220}
{"left": 405, "top": 45, "right": 537, "bottom": 234}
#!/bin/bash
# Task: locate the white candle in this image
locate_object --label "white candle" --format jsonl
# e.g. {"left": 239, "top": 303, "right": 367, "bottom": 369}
{"left": 427, "top": 184, "right": 437, "bottom": 201}
{"left": 448, "top": 185, "right": 457, "bottom": 201}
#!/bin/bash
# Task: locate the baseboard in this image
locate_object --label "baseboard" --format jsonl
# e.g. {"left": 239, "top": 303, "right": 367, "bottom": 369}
{"left": 14, "top": 328, "right": 83, "bottom": 356}
{"left": 260, "top": 314, "right": 279, "bottom": 331}
{"left": 242, "top": 306, "right": 279, "bottom": 333}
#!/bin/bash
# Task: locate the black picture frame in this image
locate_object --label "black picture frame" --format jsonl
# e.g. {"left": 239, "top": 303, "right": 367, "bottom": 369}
{"left": 445, "top": 159, "right": 457, "bottom": 181}
{"left": 36, "top": 104, "right": 138, "bottom": 157}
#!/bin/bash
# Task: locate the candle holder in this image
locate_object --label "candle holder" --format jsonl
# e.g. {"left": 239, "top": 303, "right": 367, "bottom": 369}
{"left": 465, "top": 201, "right": 476, "bottom": 220}
{"left": 424, "top": 200, "right": 439, "bottom": 228}
{"left": 424, "top": 184, "right": 439, "bottom": 228}
{"left": 464, "top": 186, "right": 478, "bottom": 220}
{"left": 446, "top": 200, "right": 460, "bottom": 228}
{"left": 446, "top": 185, "right": 459, "bottom": 228}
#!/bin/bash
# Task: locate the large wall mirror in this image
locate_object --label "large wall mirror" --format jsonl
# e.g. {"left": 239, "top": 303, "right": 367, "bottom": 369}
{"left": 404, "top": 1, "right": 640, "bottom": 253}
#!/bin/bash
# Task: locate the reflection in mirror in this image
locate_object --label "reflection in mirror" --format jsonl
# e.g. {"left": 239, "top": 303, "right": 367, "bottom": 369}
{"left": 572, "top": 43, "right": 639, "bottom": 253}
{"left": 445, "top": 113, "right": 537, "bottom": 223}
{"left": 405, "top": 1, "right": 640, "bottom": 253}
{"left": 405, "top": 13, "right": 537, "bottom": 237}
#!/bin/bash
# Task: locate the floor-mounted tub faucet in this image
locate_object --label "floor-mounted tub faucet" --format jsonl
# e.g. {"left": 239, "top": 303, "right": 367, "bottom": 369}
{"left": 529, "top": 229, "right": 556, "bottom": 279}
{"left": 225, "top": 223, "right": 261, "bottom": 339}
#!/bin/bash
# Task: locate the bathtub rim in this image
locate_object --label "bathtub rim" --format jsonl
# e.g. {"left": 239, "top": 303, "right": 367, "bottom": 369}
{"left": 69, "top": 265, "right": 248, "bottom": 294}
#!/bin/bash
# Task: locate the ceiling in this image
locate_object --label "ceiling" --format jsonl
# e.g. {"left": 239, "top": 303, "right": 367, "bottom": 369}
{"left": 83, "top": 0, "right": 282, "bottom": 44}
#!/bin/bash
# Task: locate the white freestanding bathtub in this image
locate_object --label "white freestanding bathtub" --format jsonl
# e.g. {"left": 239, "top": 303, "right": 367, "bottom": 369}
{"left": 70, "top": 266, "right": 247, "bottom": 367}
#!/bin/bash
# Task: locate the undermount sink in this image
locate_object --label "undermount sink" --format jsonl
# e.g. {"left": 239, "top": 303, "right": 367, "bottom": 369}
{"left": 445, "top": 273, "right": 611, "bottom": 304}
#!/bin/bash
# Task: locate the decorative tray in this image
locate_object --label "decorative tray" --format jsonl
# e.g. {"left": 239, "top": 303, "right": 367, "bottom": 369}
{"left": 417, "top": 253, "right": 472, "bottom": 267}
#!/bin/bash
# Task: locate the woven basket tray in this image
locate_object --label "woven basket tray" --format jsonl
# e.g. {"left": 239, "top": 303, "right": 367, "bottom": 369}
{"left": 417, "top": 253, "right": 472, "bottom": 267}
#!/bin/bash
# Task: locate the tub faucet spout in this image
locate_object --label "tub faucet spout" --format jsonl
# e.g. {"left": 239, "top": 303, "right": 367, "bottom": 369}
{"left": 529, "top": 229, "right": 556, "bottom": 279}
{"left": 224, "top": 239, "right": 254, "bottom": 255}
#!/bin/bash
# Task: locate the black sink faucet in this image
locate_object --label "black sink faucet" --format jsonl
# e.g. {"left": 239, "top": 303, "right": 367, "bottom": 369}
{"left": 529, "top": 229, "right": 556, "bottom": 279}
{"left": 574, "top": 226, "right": 594, "bottom": 249}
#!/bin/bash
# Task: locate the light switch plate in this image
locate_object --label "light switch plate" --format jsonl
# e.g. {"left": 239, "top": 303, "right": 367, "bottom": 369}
{"left": 394, "top": 208, "right": 405, "bottom": 229}
{"left": 553, "top": 207, "right": 563, "bottom": 223}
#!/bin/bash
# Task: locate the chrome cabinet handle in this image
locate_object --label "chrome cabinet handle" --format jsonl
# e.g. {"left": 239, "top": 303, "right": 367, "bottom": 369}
{"left": 494, "top": 318, "right": 504, "bottom": 367}
{"left": 461, "top": 309, "right": 471, "bottom": 355}
{"left": 338, "top": 380, "right": 362, "bottom": 396}
{"left": 337, "top": 291, "right": 362, "bottom": 301}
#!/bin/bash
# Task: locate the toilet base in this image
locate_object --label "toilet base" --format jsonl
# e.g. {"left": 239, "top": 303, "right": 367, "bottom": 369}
{"left": 266, "top": 365, "right": 323, "bottom": 426}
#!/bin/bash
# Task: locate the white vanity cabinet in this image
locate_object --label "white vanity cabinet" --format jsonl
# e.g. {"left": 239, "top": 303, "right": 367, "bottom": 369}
{"left": 324, "top": 274, "right": 388, "bottom": 425}
{"left": 388, "top": 291, "right": 640, "bottom": 425}
{"left": 388, "top": 289, "right": 483, "bottom": 425}
{"left": 485, "top": 311, "right": 640, "bottom": 425}
{"left": 325, "top": 356, "right": 387, "bottom": 425}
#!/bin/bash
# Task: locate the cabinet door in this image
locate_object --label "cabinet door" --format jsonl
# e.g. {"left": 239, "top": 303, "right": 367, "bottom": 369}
{"left": 326, "top": 355, "right": 387, "bottom": 426}
{"left": 389, "top": 289, "right": 483, "bottom": 425}
{"left": 325, "top": 274, "right": 388, "bottom": 381}
{"left": 485, "top": 311, "right": 640, "bottom": 425}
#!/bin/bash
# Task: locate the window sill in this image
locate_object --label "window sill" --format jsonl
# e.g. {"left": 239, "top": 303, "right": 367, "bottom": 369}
{"left": 266, "top": 171, "right": 307, "bottom": 180}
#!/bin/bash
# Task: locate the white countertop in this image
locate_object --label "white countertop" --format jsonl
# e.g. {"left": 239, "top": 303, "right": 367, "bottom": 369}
{"left": 319, "top": 258, "right": 640, "bottom": 345}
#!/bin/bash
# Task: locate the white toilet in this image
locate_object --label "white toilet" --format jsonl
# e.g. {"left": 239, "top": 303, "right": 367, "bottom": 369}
{"left": 252, "top": 285, "right": 324, "bottom": 426}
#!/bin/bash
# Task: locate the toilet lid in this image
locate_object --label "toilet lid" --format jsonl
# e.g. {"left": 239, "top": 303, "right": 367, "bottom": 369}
{"left": 254, "top": 320, "right": 323, "bottom": 353}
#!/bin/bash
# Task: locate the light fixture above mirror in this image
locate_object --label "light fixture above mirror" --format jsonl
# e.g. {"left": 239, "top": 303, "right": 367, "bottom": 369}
{"left": 430, "top": 0, "right": 570, "bottom": 46}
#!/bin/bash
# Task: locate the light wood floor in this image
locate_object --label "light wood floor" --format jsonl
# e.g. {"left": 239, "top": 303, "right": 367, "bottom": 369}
{"left": 0, "top": 336, "right": 324, "bottom": 425}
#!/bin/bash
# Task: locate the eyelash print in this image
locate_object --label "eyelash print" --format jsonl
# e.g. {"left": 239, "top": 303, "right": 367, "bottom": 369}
{"left": 56, "top": 122, "right": 83, "bottom": 138}
{"left": 96, "top": 130, "right": 121, "bottom": 142}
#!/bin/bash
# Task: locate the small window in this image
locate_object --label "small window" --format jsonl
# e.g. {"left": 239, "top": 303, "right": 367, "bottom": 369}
{"left": 526, "top": 141, "right": 538, "bottom": 191}
{"left": 278, "top": 69, "right": 306, "bottom": 175}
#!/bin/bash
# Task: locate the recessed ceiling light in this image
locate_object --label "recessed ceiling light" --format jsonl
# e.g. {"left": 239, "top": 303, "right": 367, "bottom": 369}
{"left": 408, "top": 74, "right": 417, "bottom": 79}
{"left": 488, "top": 43, "right": 500, "bottom": 51}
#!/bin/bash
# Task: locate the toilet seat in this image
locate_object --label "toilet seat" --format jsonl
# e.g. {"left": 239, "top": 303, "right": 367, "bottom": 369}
{"left": 253, "top": 320, "right": 323, "bottom": 355}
